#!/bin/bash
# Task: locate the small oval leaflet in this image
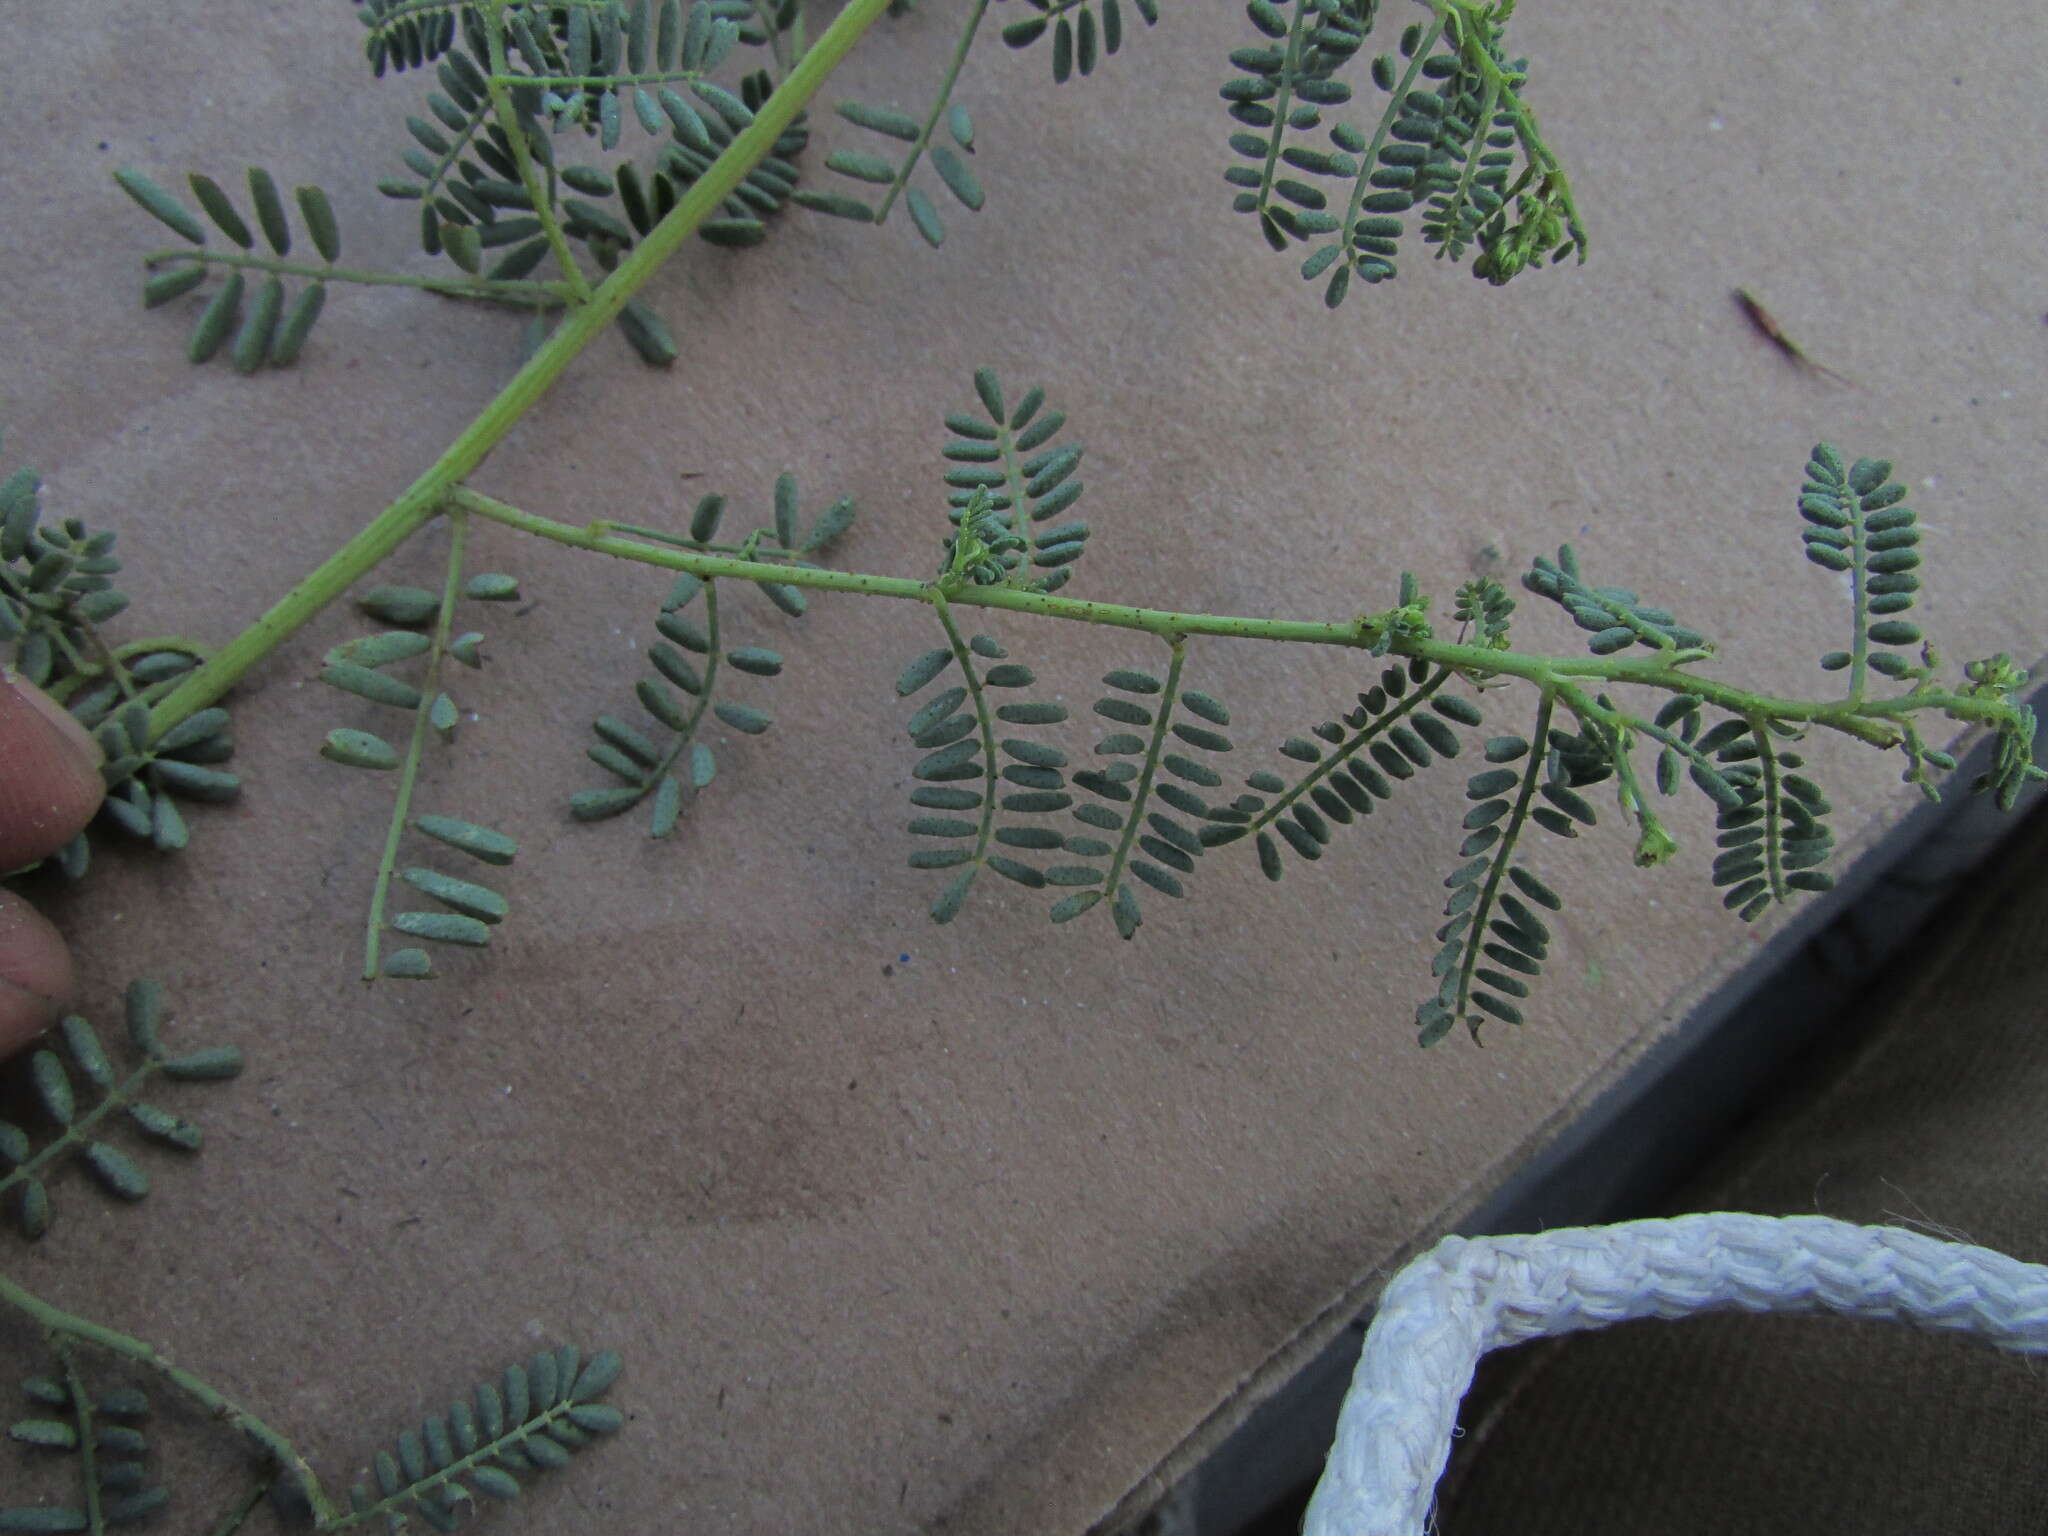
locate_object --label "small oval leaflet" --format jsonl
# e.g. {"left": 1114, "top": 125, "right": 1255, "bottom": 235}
{"left": 1094, "top": 697, "right": 1152, "bottom": 726}
{"left": 297, "top": 183, "right": 340, "bottom": 261}
{"left": 143, "top": 265, "right": 206, "bottom": 308}
{"left": 414, "top": 815, "right": 516, "bottom": 864}
{"left": 189, "top": 173, "right": 254, "bottom": 248}
{"left": 160, "top": 1046, "right": 243, "bottom": 1081}
{"left": 757, "top": 580, "right": 806, "bottom": 617}
{"left": 595, "top": 715, "right": 661, "bottom": 766}
{"left": 124, "top": 978, "right": 164, "bottom": 1056}
{"left": 83, "top": 1141, "right": 149, "bottom": 1201}
{"left": 568, "top": 1403, "right": 625, "bottom": 1434}
{"left": 618, "top": 300, "right": 679, "bottom": 366}
{"left": 896, "top": 648, "right": 954, "bottom": 696}
{"left": 569, "top": 1351, "right": 622, "bottom": 1400}
{"left": 714, "top": 702, "right": 771, "bottom": 735}
{"left": 649, "top": 773, "right": 682, "bottom": 838}
{"left": 322, "top": 728, "right": 399, "bottom": 770}
{"left": 383, "top": 948, "right": 434, "bottom": 979}
{"left": 472, "top": 1466, "right": 521, "bottom": 1500}
{"left": 773, "top": 472, "right": 801, "bottom": 547}
{"left": 232, "top": 275, "right": 284, "bottom": 374}
{"left": 270, "top": 281, "right": 326, "bottom": 366}
{"left": 929, "top": 146, "right": 984, "bottom": 211}
{"left": 650, "top": 643, "right": 702, "bottom": 694}
{"left": 401, "top": 867, "right": 508, "bottom": 923}
{"left": 465, "top": 573, "right": 520, "bottom": 601}
{"left": 59, "top": 1014, "right": 113, "bottom": 1087}
{"left": 115, "top": 167, "right": 207, "bottom": 243}
{"left": 930, "top": 868, "right": 978, "bottom": 923}
{"left": 127, "top": 1102, "right": 202, "bottom": 1150}
{"left": 393, "top": 911, "right": 491, "bottom": 947}
{"left": 837, "top": 99, "right": 920, "bottom": 141}
{"left": 328, "top": 630, "right": 432, "bottom": 669}
{"left": 905, "top": 185, "right": 944, "bottom": 248}
{"left": 188, "top": 271, "right": 244, "bottom": 364}
{"left": 359, "top": 584, "right": 441, "bottom": 624}
{"left": 7, "top": 1419, "right": 78, "bottom": 1450}
{"left": 31, "top": 1051, "right": 74, "bottom": 1126}
{"left": 571, "top": 787, "right": 642, "bottom": 821}
{"left": 1102, "top": 668, "right": 1161, "bottom": 694}
{"left": 792, "top": 189, "right": 877, "bottom": 222}
{"left": 150, "top": 759, "right": 240, "bottom": 801}
{"left": 322, "top": 662, "right": 422, "bottom": 710}
{"left": 18, "top": 1178, "right": 50, "bottom": 1239}
{"left": 827, "top": 149, "right": 898, "bottom": 185}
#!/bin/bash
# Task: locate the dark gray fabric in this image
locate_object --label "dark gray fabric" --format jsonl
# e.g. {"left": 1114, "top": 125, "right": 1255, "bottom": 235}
{"left": 1438, "top": 805, "right": 2048, "bottom": 1535}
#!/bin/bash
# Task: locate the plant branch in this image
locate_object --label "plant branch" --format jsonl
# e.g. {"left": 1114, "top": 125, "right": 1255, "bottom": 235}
{"left": 0, "top": 1268, "right": 336, "bottom": 1525}
{"left": 872, "top": 0, "right": 993, "bottom": 223}
{"left": 360, "top": 509, "right": 468, "bottom": 981}
{"left": 0, "top": 1061, "right": 163, "bottom": 1204}
{"left": 143, "top": 0, "right": 898, "bottom": 741}
{"left": 142, "top": 248, "right": 573, "bottom": 304}
{"left": 927, "top": 590, "right": 1003, "bottom": 866}
{"left": 481, "top": 0, "right": 591, "bottom": 305}
{"left": 53, "top": 1337, "right": 106, "bottom": 1535}
{"left": 445, "top": 487, "right": 2027, "bottom": 754}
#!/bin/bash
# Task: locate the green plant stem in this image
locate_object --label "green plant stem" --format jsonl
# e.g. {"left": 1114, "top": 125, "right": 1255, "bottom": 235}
{"left": 1454, "top": 687, "right": 1555, "bottom": 1018}
{"left": 1104, "top": 636, "right": 1189, "bottom": 904}
{"left": 455, "top": 486, "right": 1406, "bottom": 640}
{"left": 143, "top": 247, "right": 572, "bottom": 305}
{"left": 206, "top": 1479, "right": 273, "bottom": 1536}
{"left": 1255, "top": 0, "right": 1320, "bottom": 228}
{"left": 0, "top": 1268, "right": 336, "bottom": 1525}
{"left": 54, "top": 1337, "right": 105, "bottom": 1535}
{"left": 927, "top": 589, "right": 1003, "bottom": 864}
{"left": 516, "top": 68, "right": 739, "bottom": 90}
{"left": 360, "top": 511, "right": 468, "bottom": 981}
{"left": 1434, "top": 0, "right": 1586, "bottom": 255}
{"left": 1545, "top": 679, "right": 1674, "bottom": 863}
{"left": 746, "top": 0, "right": 792, "bottom": 75}
{"left": 1747, "top": 712, "right": 1789, "bottom": 898}
{"left": 655, "top": 576, "right": 724, "bottom": 788}
{"left": 0, "top": 1060, "right": 162, "bottom": 1204}
{"left": 1346, "top": 15, "right": 1447, "bottom": 240}
{"left": 872, "top": 0, "right": 992, "bottom": 223}
{"left": 1248, "top": 666, "right": 1455, "bottom": 835}
{"left": 481, "top": 0, "right": 591, "bottom": 305}
{"left": 445, "top": 487, "right": 2025, "bottom": 753}
{"left": 144, "top": 0, "right": 897, "bottom": 741}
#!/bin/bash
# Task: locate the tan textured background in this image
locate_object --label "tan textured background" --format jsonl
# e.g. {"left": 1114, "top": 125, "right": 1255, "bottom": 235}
{"left": 2, "top": 2, "right": 2043, "bottom": 1531}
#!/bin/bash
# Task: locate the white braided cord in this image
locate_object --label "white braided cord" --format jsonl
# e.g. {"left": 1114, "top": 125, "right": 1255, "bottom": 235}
{"left": 1301, "top": 1212, "right": 2048, "bottom": 1535}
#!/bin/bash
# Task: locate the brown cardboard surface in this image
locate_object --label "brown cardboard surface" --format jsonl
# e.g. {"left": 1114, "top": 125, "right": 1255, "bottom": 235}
{"left": 2, "top": 3, "right": 2043, "bottom": 1532}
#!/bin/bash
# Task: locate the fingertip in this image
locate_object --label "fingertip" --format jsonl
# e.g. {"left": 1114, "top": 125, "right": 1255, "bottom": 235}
{"left": 0, "top": 667, "right": 104, "bottom": 871}
{"left": 0, "top": 891, "right": 71, "bottom": 1059}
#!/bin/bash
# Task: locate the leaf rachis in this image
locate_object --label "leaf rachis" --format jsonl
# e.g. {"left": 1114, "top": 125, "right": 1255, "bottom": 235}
{"left": 358, "top": 506, "right": 470, "bottom": 980}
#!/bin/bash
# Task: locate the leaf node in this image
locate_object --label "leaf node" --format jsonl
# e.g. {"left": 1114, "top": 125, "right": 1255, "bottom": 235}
{"left": 937, "top": 370, "right": 1086, "bottom": 594}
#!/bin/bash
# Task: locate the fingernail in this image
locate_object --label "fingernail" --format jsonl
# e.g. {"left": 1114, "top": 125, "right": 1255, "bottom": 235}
{"left": 1, "top": 665, "right": 104, "bottom": 774}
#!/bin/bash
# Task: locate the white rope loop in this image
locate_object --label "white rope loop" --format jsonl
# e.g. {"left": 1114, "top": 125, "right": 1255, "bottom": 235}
{"left": 1302, "top": 1212, "right": 2048, "bottom": 1535}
